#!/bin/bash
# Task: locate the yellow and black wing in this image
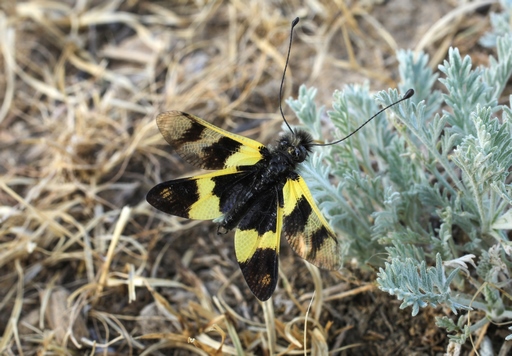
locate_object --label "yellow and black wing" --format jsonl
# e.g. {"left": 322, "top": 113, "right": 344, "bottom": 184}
{"left": 147, "top": 167, "right": 258, "bottom": 220}
{"left": 234, "top": 190, "right": 282, "bottom": 301}
{"left": 233, "top": 174, "right": 341, "bottom": 300}
{"left": 282, "top": 176, "right": 341, "bottom": 270}
{"left": 156, "top": 111, "right": 265, "bottom": 170}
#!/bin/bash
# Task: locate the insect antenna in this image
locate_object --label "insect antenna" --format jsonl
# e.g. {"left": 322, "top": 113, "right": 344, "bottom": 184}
{"left": 311, "top": 88, "right": 415, "bottom": 147}
{"left": 279, "top": 17, "right": 300, "bottom": 134}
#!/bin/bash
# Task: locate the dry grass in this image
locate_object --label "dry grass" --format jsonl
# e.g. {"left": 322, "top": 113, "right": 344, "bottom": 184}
{"left": 0, "top": 0, "right": 493, "bottom": 354}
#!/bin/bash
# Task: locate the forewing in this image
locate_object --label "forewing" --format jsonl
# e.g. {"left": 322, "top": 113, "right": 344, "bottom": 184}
{"left": 234, "top": 190, "right": 282, "bottom": 301}
{"left": 282, "top": 176, "right": 341, "bottom": 270}
{"left": 157, "top": 111, "right": 265, "bottom": 170}
{"left": 146, "top": 167, "right": 255, "bottom": 220}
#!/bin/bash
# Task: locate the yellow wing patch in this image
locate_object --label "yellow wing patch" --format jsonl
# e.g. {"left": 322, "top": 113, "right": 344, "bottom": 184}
{"left": 234, "top": 212, "right": 282, "bottom": 263}
{"left": 187, "top": 172, "right": 222, "bottom": 220}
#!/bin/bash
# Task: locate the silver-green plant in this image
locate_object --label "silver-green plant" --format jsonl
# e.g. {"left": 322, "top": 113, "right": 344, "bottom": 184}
{"left": 480, "top": 0, "right": 512, "bottom": 48}
{"left": 287, "top": 31, "right": 512, "bottom": 346}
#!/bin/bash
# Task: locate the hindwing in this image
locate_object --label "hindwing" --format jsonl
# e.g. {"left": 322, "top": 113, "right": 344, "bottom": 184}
{"left": 146, "top": 166, "right": 258, "bottom": 220}
{"left": 234, "top": 190, "right": 282, "bottom": 301}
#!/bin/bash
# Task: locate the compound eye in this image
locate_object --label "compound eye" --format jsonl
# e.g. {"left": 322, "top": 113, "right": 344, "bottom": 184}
{"left": 295, "top": 147, "right": 301, "bottom": 158}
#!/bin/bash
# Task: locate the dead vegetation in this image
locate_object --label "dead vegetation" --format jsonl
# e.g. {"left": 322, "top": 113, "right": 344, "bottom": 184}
{"left": 0, "top": 0, "right": 495, "bottom": 354}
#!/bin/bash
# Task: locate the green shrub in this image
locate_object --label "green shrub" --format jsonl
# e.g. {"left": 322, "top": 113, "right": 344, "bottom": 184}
{"left": 287, "top": 5, "right": 512, "bottom": 343}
